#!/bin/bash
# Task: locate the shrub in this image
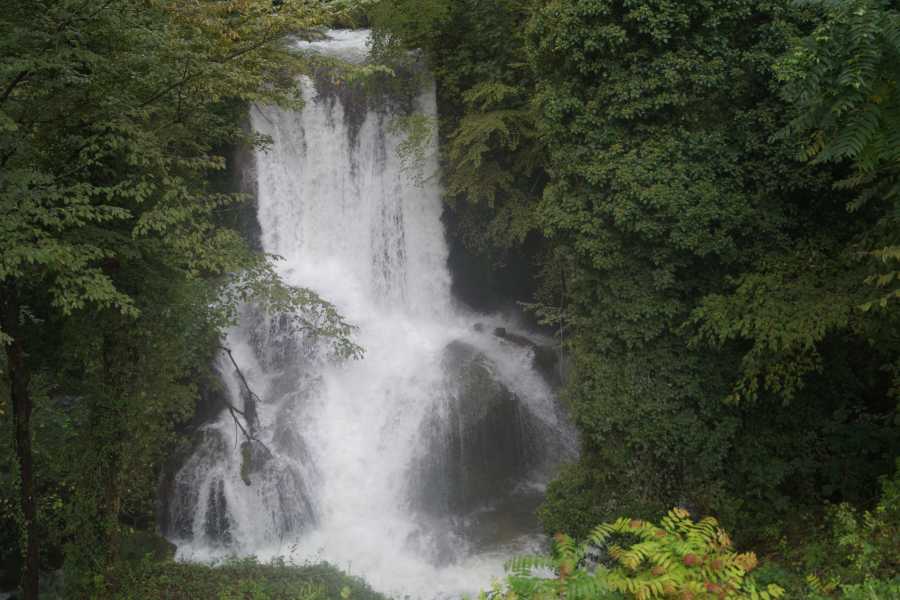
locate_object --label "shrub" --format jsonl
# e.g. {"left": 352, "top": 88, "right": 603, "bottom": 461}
{"left": 489, "top": 508, "right": 784, "bottom": 600}
{"left": 100, "top": 558, "right": 387, "bottom": 600}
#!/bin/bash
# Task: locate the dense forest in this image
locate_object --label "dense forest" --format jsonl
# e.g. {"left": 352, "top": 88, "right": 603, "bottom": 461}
{"left": 1, "top": 0, "right": 898, "bottom": 599}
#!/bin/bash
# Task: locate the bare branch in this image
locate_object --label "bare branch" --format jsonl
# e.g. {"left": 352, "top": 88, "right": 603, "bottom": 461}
{"left": 226, "top": 403, "right": 253, "bottom": 442}
{"left": 219, "top": 345, "right": 265, "bottom": 449}
{"left": 221, "top": 346, "right": 261, "bottom": 415}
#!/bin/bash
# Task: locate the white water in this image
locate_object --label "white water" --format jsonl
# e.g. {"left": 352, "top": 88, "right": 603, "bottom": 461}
{"left": 169, "top": 31, "right": 576, "bottom": 599}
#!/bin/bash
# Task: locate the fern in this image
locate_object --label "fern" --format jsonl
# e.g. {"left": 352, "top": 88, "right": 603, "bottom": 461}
{"left": 491, "top": 509, "right": 784, "bottom": 599}
{"left": 776, "top": 0, "right": 900, "bottom": 310}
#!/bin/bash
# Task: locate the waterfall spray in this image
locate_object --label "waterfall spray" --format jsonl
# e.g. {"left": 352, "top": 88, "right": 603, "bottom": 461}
{"left": 164, "top": 30, "right": 576, "bottom": 599}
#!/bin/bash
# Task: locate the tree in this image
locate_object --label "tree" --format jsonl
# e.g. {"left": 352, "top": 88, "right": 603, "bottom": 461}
{"left": 0, "top": 1, "right": 358, "bottom": 596}
{"left": 776, "top": 0, "right": 900, "bottom": 312}
{"left": 368, "top": 0, "right": 900, "bottom": 542}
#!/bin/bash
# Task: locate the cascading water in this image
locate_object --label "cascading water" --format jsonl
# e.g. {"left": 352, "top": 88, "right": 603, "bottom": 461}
{"left": 164, "top": 30, "right": 577, "bottom": 598}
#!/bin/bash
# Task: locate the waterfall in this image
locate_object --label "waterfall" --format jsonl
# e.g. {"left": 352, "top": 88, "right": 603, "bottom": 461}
{"left": 164, "top": 30, "right": 576, "bottom": 599}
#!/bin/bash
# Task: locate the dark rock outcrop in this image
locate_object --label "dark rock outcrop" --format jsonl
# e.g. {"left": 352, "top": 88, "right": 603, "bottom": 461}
{"left": 411, "top": 341, "right": 541, "bottom": 518}
{"left": 493, "top": 327, "right": 564, "bottom": 388}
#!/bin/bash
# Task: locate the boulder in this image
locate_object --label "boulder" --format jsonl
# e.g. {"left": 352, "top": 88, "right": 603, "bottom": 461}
{"left": 411, "top": 341, "right": 541, "bottom": 518}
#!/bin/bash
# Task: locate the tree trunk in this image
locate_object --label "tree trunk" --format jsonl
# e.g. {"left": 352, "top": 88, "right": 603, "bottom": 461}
{"left": 1, "top": 282, "right": 38, "bottom": 600}
{"left": 100, "top": 331, "right": 122, "bottom": 565}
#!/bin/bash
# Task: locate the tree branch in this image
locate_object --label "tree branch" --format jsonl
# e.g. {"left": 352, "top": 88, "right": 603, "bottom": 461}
{"left": 0, "top": 71, "right": 29, "bottom": 105}
{"left": 135, "top": 27, "right": 286, "bottom": 112}
{"left": 226, "top": 403, "right": 253, "bottom": 443}
{"left": 0, "top": 0, "right": 119, "bottom": 107}
{"left": 220, "top": 345, "right": 261, "bottom": 442}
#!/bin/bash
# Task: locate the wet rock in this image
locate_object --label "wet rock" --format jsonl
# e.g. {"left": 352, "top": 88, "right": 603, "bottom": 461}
{"left": 404, "top": 520, "right": 468, "bottom": 567}
{"left": 240, "top": 439, "right": 274, "bottom": 486}
{"left": 493, "top": 327, "right": 563, "bottom": 388}
{"left": 462, "top": 488, "right": 545, "bottom": 552}
{"left": 191, "top": 376, "right": 229, "bottom": 428}
{"left": 492, "top": 327, "right": 532, "bottom": 347}
{"left": 159, "top": 428, "right": 227, "bottom": 540}
{"left": 532, "top": 345, "right": 563, "bottom": 388}
{"left": 411, "top": 341, "right": 541, "bottom": 518}
{"left": 212, "top": 118, "right": 262, "bottom": 252}
{"left": 204, "top": 478, "right": 232, "bottom": 544}
{"left": 161, "top": 382, "right": 319, "bottom": 547}
{"left": 308, "top": 58, "right": 422, "bottom": 148}
{"left": 272, "top": 393, "right": 318, "bottom": 464}
{"left": 269, "top": 465, "right": 318, "bottom": 534}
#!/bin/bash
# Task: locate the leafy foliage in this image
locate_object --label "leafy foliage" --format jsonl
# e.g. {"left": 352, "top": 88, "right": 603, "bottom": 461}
{"left": 492, "top": 509, "right": 783, "bottom": 600}
{"left": 0, "top": 0, "right": 332, "bottom": 329}
{"left": 775, "top": 0, "right": 900, "bottom": 311}
{"left": 0, "top": 0, "right": 898, "bottom": 596}
{"left": 373, "top": 0, "right": 900, "bottom": 565}
{"left": 0, "top": 1, "right": 364, "bottom": 595}
{"left": 805, "top": 462, "right": 900, "bottom": 588}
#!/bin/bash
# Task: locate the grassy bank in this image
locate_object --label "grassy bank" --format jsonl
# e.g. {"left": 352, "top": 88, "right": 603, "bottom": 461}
{"left": 54, "top": 559, "right": 389, "bottom": 600}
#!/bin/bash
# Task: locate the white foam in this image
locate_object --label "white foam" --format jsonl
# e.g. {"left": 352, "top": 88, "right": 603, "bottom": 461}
{"left": 172, "top": 31, "right": 575, "bottom": 599}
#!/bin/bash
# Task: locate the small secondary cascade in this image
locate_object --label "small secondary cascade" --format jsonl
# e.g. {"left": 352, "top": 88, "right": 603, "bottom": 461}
{"left": 164, "top": 30, "right": 577, "bottom": 598}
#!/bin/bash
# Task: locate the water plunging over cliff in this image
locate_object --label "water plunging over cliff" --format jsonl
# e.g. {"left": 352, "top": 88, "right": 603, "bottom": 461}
{"left": 164, "top": 30, "right": 576, "bottom": 598}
